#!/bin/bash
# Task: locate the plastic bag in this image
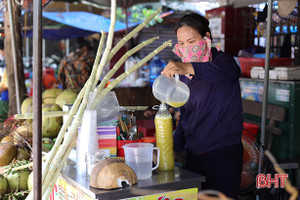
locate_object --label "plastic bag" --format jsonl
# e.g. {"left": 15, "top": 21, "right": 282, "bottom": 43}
{"left": 89, "top": 91, "right": 120, "bottom": 123}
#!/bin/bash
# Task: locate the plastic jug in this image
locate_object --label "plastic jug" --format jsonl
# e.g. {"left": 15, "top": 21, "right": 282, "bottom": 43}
{"left": 152, "top": 74, "right": 190, "bottom": 108}
{"left": 122, "top": 143, "right": 160, "bottom": 180}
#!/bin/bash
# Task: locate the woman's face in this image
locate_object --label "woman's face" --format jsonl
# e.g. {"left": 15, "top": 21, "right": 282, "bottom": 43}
{"left": 177, "top": 25, "right": 203, "bottom": 49}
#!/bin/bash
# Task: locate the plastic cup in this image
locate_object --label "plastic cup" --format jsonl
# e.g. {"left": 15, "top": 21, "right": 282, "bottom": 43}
{"left": 152, "top": 74, "right": 190, "bottom": 107}
{"left": 122, "top": 143, "right": 160, "bottom": 180}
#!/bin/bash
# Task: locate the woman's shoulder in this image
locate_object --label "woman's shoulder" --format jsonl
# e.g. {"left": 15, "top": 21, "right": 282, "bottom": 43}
{"left": 211, "top": 48, "right": 236, "bottom": 63}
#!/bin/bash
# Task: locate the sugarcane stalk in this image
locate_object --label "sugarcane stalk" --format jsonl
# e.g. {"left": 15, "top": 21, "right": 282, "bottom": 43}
{"left": 26, "top": 2, "right": 165, "bottom": 198}
{"left": 89, "top": 40, "right": 172, "bottom": 110}
{"left": 41, "top": 3, "right": 116, "bottom": 192}
{"left": 41, "top": 57, "right": 101, "bottom": 189}
{"left": 88, "top": 36, "right": 159, "bottom": 109}
{"left": 40, "top": 32, "right": 106, "bottom": 187}
{"left": 92, "top": 0, "right": 116, "bottom": 89}
{"left": 108, "top": 7, "right": 162, "bottom": 61}
{"left": 14, "top": 111, "right": 69, "bottom": 119}
{"left": 94, "top": 30, "right": 106, "bottom": 67}
{"left": 42, "top": 135, "right": 77, "bottom": 200}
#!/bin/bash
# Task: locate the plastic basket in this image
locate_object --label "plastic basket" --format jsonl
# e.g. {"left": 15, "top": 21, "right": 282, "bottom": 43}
{"left": 238, "top": 57, "right": 293, "bottom": 77}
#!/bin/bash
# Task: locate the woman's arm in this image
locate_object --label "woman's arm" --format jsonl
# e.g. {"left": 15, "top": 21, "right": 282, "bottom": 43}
{"left": 191, "top": 54, "right": 240, "bottom": 83}
{"left": 162, "top": 54, "right": 240, "bottom": 83}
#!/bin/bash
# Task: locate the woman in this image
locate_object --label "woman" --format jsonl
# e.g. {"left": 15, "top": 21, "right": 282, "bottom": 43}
{"left": 161, "top": 13, "right": 243, "bottom": 199}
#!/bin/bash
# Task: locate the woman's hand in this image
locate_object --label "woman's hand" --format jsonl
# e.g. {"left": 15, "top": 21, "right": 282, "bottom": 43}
{"left": 161, "top": 61, "right": 194, "bottom": 77}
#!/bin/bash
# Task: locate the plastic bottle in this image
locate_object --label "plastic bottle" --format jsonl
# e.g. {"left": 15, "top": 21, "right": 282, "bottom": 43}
{"left": 154, "top": 103, "right": 174, "bottom": 171}
{"left": 149, "top": 57, "right": 166, "bottom": 86}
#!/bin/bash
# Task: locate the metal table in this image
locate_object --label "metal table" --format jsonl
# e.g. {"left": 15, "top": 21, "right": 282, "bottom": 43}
{"left": 60, "top": 161, "right": 205, "bottom": 199}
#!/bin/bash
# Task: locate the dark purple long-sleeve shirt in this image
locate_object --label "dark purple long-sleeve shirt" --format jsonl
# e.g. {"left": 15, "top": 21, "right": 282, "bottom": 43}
{"left": 174, "top": 48, "right": 243, "bottom": 154}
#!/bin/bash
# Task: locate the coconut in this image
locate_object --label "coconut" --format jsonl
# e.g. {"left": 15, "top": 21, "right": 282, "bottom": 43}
{"left": 1, "top": 135, "right": 14, "bottom": 143}
{"left": 0, "top": 175, "right": 8, "bottom": 195}
{"left": 42, "top": 88, "right": 63, "bottom": 104}
{"left": 6, "top": 170, "right": 30, "bottom": 191}
{"left": 16, "top": 147, "right": 30, "bottom": 161}
{"left": 21, "top": 97, "right": 33, "bottom": 114}
{"left": 42, "top": 104, "right": 63, "bottom": 138}
{"left": 15, "top": 124, "right": 33, "bottom": 138}
{"left": 55, "top": 89, "right": 79, "bottom": 109}
{"left": 90, "top": 159, "right": 137, "bottom": 189}
{"left": 0, "top": 143, "right": 17, "bottom": 166}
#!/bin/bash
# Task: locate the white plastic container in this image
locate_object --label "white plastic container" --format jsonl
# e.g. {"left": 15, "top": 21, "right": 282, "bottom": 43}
{"left": 250, "top": 66, "right": 264, "bottom": 79}
{"left": 274, "top": 67, "right": 300, "bottom": 80}
{"left": 152, "top": 74, "right": 190, "bottom": 108}
{"left": 123, "top": 143, "right": 160, "bottom": 180}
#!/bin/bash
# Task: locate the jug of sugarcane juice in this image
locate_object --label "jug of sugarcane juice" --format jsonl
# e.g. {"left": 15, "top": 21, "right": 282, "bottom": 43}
{"left": 155, "top": 103, "right": 175, "bottom": 171}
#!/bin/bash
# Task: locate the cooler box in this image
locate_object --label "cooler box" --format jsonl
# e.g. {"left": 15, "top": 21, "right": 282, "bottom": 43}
{"left": 240, "top": 78, "right": 300, "bottom": 159}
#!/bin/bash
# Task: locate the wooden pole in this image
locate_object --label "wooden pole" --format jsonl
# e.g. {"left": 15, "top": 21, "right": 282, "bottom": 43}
{"left": 4, "top": 0, "right": 26, "bottom": 116}
{"left": 7, "top": 0, "right": 21, "bottom": 114}
{"left": 33, "top": 0, "right": 43, "bottom": 199}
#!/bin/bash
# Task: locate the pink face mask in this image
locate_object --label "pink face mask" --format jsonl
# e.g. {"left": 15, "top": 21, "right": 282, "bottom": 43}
{"left": 173, "top": 36, "right": 212, "bottom": 63}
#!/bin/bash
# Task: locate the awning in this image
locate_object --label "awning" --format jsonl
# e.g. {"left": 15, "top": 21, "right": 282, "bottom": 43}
{"left": 42, "top": 11, "right": 140, "bottom": 33}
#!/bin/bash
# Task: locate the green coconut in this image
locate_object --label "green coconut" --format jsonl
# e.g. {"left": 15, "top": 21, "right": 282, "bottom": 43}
{"left": 42, "top": 138, "right": 54, "bottom": 151}
{"left": 0, "top": 143, "right": 17, "bottom": 167}
{"left": 42, "top": 104, "right": 63, "bottom": 138}
{"left": 55, "top": 89, "right": 79, "bottom": 109}
{"left": 42, "top": 88, "right": 63, "bottom": 104}
{"left": 6, "top": 170, "right": 30, "bottom": 191}
{"left": 0, "top": 175, "right": 8, "bottom": 195}
{"left": 21, "top": 97, "right": 33, "bottom": 114}
{"left": 27, "top": 171, "right": 33, "bottom": 191}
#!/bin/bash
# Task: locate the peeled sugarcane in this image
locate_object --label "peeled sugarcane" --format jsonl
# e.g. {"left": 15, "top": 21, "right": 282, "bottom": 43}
{"left": 24, "top": 32, "right": 107, "bottom": 200}
{"left": 42, "top": 40, "right": 170, "bottom": 200}
{"left": 107, "top": 7, "right": 162, "bottom": 62}
{"left": 88, "top": 36, "right": 159, "bottom": 109}
{"left": 25, "top": 37, "right": 106, "bottom": 200}
{"left": 41, "top": 33, "right": 108, "bottom": 191}
{"left": 26, "top": 2, "right": 168, "bottom": 199}
{"left": 39, "top": 2, "right": 117, "bottom": 198}
{"left": 10, "top": 156, "right": 47, "bottom": 173}
{"left": 92, "top": 1, "right": 117, "bottom": 89}
{"left": 92, "top": 7, "right": 163, "bottom": 90}
{"left": 14, "top": 111, "right": 69, "bottom": 119}
{"left": 89, "top": 40, "right": 172, "bottom": 110}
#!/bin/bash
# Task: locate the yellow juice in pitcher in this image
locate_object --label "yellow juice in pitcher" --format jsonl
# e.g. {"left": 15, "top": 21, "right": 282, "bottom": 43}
{"left": 169, "top": 102, "right": 185, "bottom": 108}
{"left": 155, "top": 105, "right": 175, "bottom": 171}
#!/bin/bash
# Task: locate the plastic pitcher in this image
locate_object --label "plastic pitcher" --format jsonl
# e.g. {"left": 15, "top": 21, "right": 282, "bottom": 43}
{"left": 122, "top": 143, "right": 160, "bottom": 180}
{"left": 152, "top": 74, "right": 190, "bottom": 108}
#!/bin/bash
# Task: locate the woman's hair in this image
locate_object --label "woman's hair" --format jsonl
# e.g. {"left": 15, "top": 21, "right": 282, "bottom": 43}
{"left": 175, "top": 13, "right": 212, "bottom": 40}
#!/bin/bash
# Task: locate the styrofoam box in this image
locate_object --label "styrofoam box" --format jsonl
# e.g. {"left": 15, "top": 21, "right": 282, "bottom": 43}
{"left": 274, "top": 66, "right": 300, "bottom": 80}
{"left": 250, "top": 66, "right": 264, "bottom": 79}
{"left": 269, "top": 70, "right": 277, "bottom": 80}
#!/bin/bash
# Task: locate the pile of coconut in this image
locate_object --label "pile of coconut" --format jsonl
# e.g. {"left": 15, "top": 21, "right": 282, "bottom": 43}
{"left": 0, "top": 88, "right": 78, "bottom": 199}
{"left": 21, "top": 88, "right": 79, "bottom": 150}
